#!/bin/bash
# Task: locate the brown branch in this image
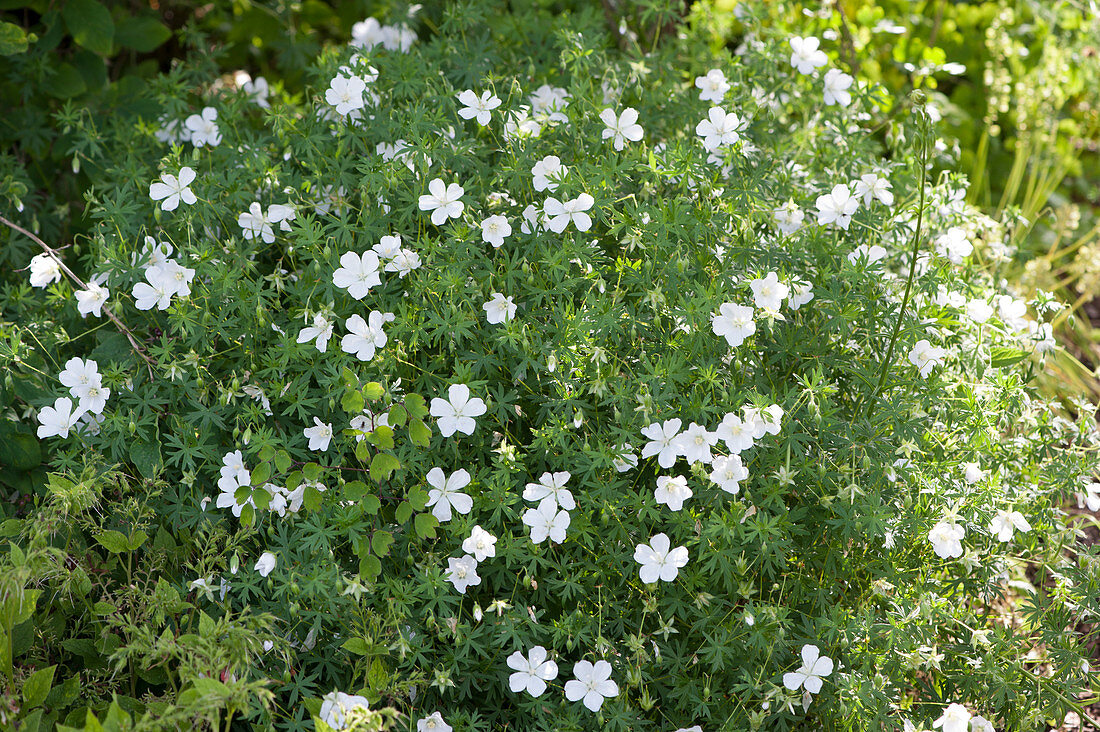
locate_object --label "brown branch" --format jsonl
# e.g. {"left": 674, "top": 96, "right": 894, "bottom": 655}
{"left": 0, "top": 214, "right": 157, "bottom": 378}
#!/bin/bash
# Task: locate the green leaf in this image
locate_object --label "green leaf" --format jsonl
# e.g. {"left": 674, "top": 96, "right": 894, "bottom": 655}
{"left": 342, "top": 637, "right": 370, "bottom": 656}
{"left": 303, "top": 483, "right": 323, "bottom": 511}
{"left": 0, "top": 21, "right": 29, "bottom": 56}
{"left": 302, "top": 462, "right": 322, "bottom": 481}
{"left": 408, "top": 485, "right": 429, "bottom": 511}
{"left": 371, "top": 530, "right": 394, "bottom": 557}
{"left": 408, "top": 418, "right": 431, "bottom": 447}
{"left": 388, "top": 404, "right": 408, "bottom": 427}
{"left": 240, "top": 503, "right": 255, "bottom": 527}
{"left": 0, "top": 519, "right": 22, "bottom": 537}
{"left": 42, "top": 62, "right": 86, "bottom": 98}
{"left": 251, "top": 461, "right": 272, "bottom": 486}
{"left": 354, "top": 438, "right": 371, "bottom": 462}
{"left": 359, "top": 554, "right": 381, "bottom": 580}
{"left": 414, "top": 512, "right": 438, "bottom": 539}
{"left": 127, "top": 530, "right": 148, "bottom": 551}
{"left": 93, "top": 601, "right": 116, "bottom": 616}
{"left": 22, "top": 664, "right": 55, "bottom": 709}
{"left": 990, "top": 347, "right": 1028, "bottom": 368}
{"left": 258, "top": 444, "right": 275, "bottom": 462}
{"left": 367, "top": 425, "right": 394, "bottom": 450}
{"left": 395, "top": 501, "right": 413, "bottom": 524}
{"left": 342, "top": 388, "right": 365, "bottom": 414}
{"left": 94, "top": 530, "right": 129, "bottom": 554}
{"left": 363, "top": 382, "right": 384, "bottom": 400}
{"left": 62, "top": 0, "right": 114, "bottom": 55}
{"left": 130, "top": 439, "right": 162, "bottom": 479}
{"left": 370, "top": 453, "right": 400, "bottom": 483}
{"left": 274, "top": 450, "right": 292, "bottom": 473}
{"left": 114, "top": 14, "right": 170, "bottom": 52}
{"left": 0, "top": 425, "right": 39, "bottom": 468}
{"left": 362, "top": 494, "right": 381, "bottom": 514}
{"left": 404, "top": 393, "right": 428, "bottom": 419}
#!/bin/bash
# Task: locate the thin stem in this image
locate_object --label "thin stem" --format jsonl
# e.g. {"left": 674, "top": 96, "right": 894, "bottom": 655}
{"left": 0, "top": 214, "right": 156, "bottom": 378}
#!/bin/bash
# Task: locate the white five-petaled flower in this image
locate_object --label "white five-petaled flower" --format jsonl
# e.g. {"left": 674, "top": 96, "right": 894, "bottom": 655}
{"left": 823, "top": 68, "right": 854, "bottom": 107}
{"left": 564, "top": 659, "right": 619, "bottom": 712}
{"left": 774, "top": 201, "right": 805, "bottom": 236}
{"left": 417, "top": 712, "right": 452, "bottom": 732}
{"left": 932, "top": 703, "right": 972, "bottom": 732}
{"left": 483, "top": 293, "right": 517, "bottom": 325}
{"left": 543, "top": 193, "right": 594, "bottom": 233}
{"left": 714, "top": 412, "right": 755, "bottom": 453}
{"left": 815, "top": 184, "right": 860, "bottom": 229}
{"left": 185, "top": 107, "right": 221, "bottom": 147}
{"left": 462, "top": 525, "right": 498, "bottom": 562}
{"left": 710, "top": 454, "right": 749, "bottom": 494}
{"left": 640, "top": 418, "right": 683, "bottom": 468}
{"left": 531, "top": 155, "right": 567, "bottom": 192}
{"left": 430, "top": 383, "right": 487, "bottom": 437}
{"left": 373, "top": 234, "right": 402, "bottom": 261}
{"left": 304, "top": 417, "right": 334, "bottom": 452}
{"left": 634, "top": 533, "right": 689, "bottom": 583}
{"left": 673, "top": 422, "right": 718, "bottom": 465}
{"left": 937, "top": 226, "right": 974, "bottom": 264}
{"left": 326, "top": 75, "right": 367, "bottom": 116}
{"left": 599, "top": 107, "right": 643, "bottom": 151}
{"left": 481, "top": 215, "right": 512, "bottom": 248}
{"left": 789, "top": 36, "right": 828, "bottom": 74}
{"left": 237, "top": 202, "right": 276, "bottom": 244}
{"left": 847, "top": 243, "right": 887, "bottom": 266}
{"left": 928, "top": 520, "right": 965, "bottom": 558}
{"left": 695, "top": 106, "right": 745, "bottom": 151}
{"left": 36, "top": 397, "right": 85, "bottom": 439}
{"left": 75, "top": 282, "right": 110, "bottom": 318}
{"left": 750, "top": 272, "right": 790, "bottom": 311}
{"left": 297, "top": 313, "right": 335, "bottom": 353}
{"left": 853, "top": 173, "right": 894, "bottom": 206}
{"left": 59, "top": 357, "right": 108, "bottom": 412}
{"left": 332, "top": 250, "right": 382, "bottom": 300}
{"left": 386, "top": 249, "right": 421, "bottom": 278}
{"left": 254, "top": 551, "right": 277, "bottom": 577}
{"left": 425, "top": 467, "right": 474, "bottom": 522}
{"left": 418, "top": 178, "right": 465, "bottom": 225}
{"left": 782, "top": 644, "right": 834, "bottom": 694}
{"left": 456, "top": 89, "right": 502, "bottom": 125}
{"left": 445, "top": 554, "right": 481, "bottom": 594}
{"left": 990, "top": 510, "right": 1031, "bottom": 542}
{"left": 711, "top": 303, "right": 756, "bottom": 347}
{"left": 341, "top": 311, "right": 392, "bottom": 361}
{"left": 507, "top": 646, "right": 558, "bottom": 697}
{"left": 523, "top": 471, "right": 574, "bottom": 510}
{"left": 320, "top": 691, "right": 370, "bottom": 731}
{"left": 909, "top": 339, "right": 947, "bottom": 378}
{"left": 695, "top": 68, "right": 730, "bottom": 102}
{"left": 28, "top": 253, "right": 62, "bottom": 288}
{"left": 522, "top": 497, "right": 570, "bottom": 544}
{"left": 149, "top": 167, "right": 197, "bottom": 212}
{"left": 654, "top": 475, "right": 692, "bottom": 511}
{"left": 788, "top": 278, "right": 815, "bottom": 310}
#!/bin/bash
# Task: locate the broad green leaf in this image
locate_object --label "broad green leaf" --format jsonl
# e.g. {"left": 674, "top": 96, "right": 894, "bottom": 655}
{"left": 370, "top": 453, "right": 399, "bottom": 483}
{"left": 408, "top": 418, "right": 431, "bottom": 447}
{"left": 62, "top": 0, "right": 114, "bottom": 55}
{"left": 302, "top": 462, "right": 322, "bottom": 481}
{"left": 130, "top": 439, "right": 162, "bottom": 479}
{"left": 114, "top": 14, "right": 170, "bottom": 52}
{"left": 274, "top": 450, "right": 292, "bottom": 473}
{"left": 404, "top": 393, "right": 428, "bottom": 419}
{"left": 0, "top": 22, "right": 29, "bottom": 55}
{"left": 990, "top": 347, "right": 1028, "bottom": 368}
{"left": 394, "top": 501, "right": 413, "bottom": 524}
{"left": 342, "top": 637, "right": 370, "bottom": 655}
{"left": 363, "top": 382, "right": 384, "bottom": 400}
{"left": 0, "top": 426, "right": 40, "bottom": 469}
{"left": 359, "top": 554, "right": 381, "bottom": 580}
{"left": 371, "top": 530, "right": 394, "bottom": 557}
{"left": 342, "top": 388, "right": 364, "bottom": 414}
{"left": 258, "top": 444, "right": 275, "bottom": 462}
{"left": 42, "top": 62, "right": 86, "bottom": 98}
{"left": 414, "top": 512, "right": 438, "bottom": 539}
{"left": 127, "top": 530, "right": 148, "bottom": 551}
{"left": 366, "top": 425, "right": 394, "bottom": 450}
{"left": 388, "top": 404, "right": 408, "bottom": 427}
{"left": 94, "top": 530, "right": 129, "bottom": 554}
{"left": 251, "top": 461, "right": 272, "bottom": 486}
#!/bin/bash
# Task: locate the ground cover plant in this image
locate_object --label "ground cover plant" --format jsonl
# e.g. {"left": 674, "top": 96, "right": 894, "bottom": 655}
{"left": 2, "top": 1, "right": 1100, "bottom": 730}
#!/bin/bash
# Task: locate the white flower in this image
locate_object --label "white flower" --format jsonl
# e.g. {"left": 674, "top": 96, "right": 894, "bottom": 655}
{"left": 564, "top": 660, "right": 618, "bottom": 712}
{"left": 36, "top": 397, "right": 85, "bottom": 439}
{"left": 185, "top": 107, "right": 221, "bottom": 147}
{"left": 149, "top": 167, "right": 197, "bottom": 212}
{"left": 341, "top": 311, "right": 391, "bottom": 361}
{"left": 483, "top": 293, "right": 517, "bottom": 324}
{"left": 711, "top": 303, "right": 756, "bottom": 347}
{"left": 417, "top": 712, "right": 452, "bottom": 732}
{"left": 928, "top": 520, "right": 965, "bottom": 559}
{"left": 788, "top": 279, "right": 814, "bottom": 310}
{"left": 445, "top": 555, "right": 481, "bottom": 594}
{"left": 59, "top": 357, "right": 101, "bottom": 397}
{"left": 908, "top": 339, "right": 947, "bottom": 378}
{"left": 990, "top": 510, "right": 1031, "bottom": 542}
{"left": 1078, "top": 482, "right": 1100, "bottom": 512}
{"left": 695, "top": 106, "right": 745, "bottom": 151}
{"left": 532, "top": 155, "right": 567, "bottom": 192}
{"left": 75, "top": 282, "right": 110, "bottom": 318}
{"left": 522, "top": 497, "right": 570, "bottom": 544}
{"left": 320, "top": 691, "right": 370, "bottom": 731}
{"left": 373, "top": 234, "right": 402, "bottom": 261}
{"left": 654, "top": 475, "right": 692, "bottom": 511}
{"left": 430, "top": 383, "right": 487, "bottom": 437}
{"left": 147, "top": 260, "right": 195, "bottom": 299}
{"left": 481, "top": 215, "right": 512, "bottom": 248}
{"left": 530, "top": 84, "right": 570, "bottom": 119}
{"left": 996, "top": 295, "right": 1029, "bottom": 333}
{"left": 215, "top": 472, "right": 254, "bottom": 518}
{"left": 847, "top": 243, "right": 887, "bottom": 266}
{"left": 332, "top": 251, "right": 382, "bottom": 299}
{"left": 456, "top": 89, "right": 502, "bottom": 125}
{"left": 523, "top": 471, "right": 574, "bottom": 510}
{"left": 386, "top": 249, "right": 421, "bottom": 278}
{"left": 634, "top": 533, "right": 689, "bottom": 583}
{"left": 503, "top": 107, "right": 543, "bottom": 140}
{"left": 936, "top": 227, "right": 973, "bottom": 264}
{"left": 507, "top": 646, "right": 558, "bottom": 697}
{"left": 750, "top": 272, "right": 790, "bottom": 311}
{"left": 612, "top": 443, "right": 638, "bottom": 472}
{"left": 815, "top": 184, "right": 859, "bottom": 229}
{"left": 462, "top": 525, "right": 498, "bottom": 562}
{"left": 425, "top": 467, "right": 474, "bottom": 522}
{"left": 932, "top": 703, "right": 972, "bottom": 732}
{"left": 600, "top": 107, "right": 643, "bottom": 151}
{"left": 966, "top": 298, "right": 993, "bottom": 323}
{"left": 418, "top": 178, "right": 465, "bottom": 225}
{"left": 304, "top": 417, "right": 334, "bottom": 452}
{"left": 237, "top": 202, "right": 275, "bottom": 244}
{"left": 132, "top": 277, "right": 172, "bottom": 311}
{"left": 28, "top": 253, "right": 61, "bottom": 288}
{"left": 220, "top": 449, "right": 250, "bottom": 485}
{"left": 962, "top": 462, "right": 986, "bottom": 484}
{"left": 774, "top": 201, "right": 805, "bottom": 236}
{"left": 822, "top": 68, "right": 854, "bottom": 107}
{"left": 240, "top": 74, "right": 270, "bottom": 107}
{"left": 853, "top": 173, "right": 894, "bottom": 206}
{"left": 326, "top": 75, "right": 366, "bottom": 116}
{"left": 710, "top": 455, "right": 748, "bottom": 494}
{"left": 297, "top": 313, "right": 335, "bottom": 353}
{"left": 714, "top": 412, "right": 755, "bottom": 453}
{"left": 673, "top": 422, "right": 718, "bottom": 465}
{"left": 543, "top": 193, "right": 594, "bottom": 233}
{"left": 969, "top": 716, "right": 995, "bottom": 732}
{"left": 789, "top": 36, "right": 827, "bottom": 74}
{"left": 782, "top": 644, "right": 834, "bottom": 694}
{"left": 695, "top": 68, "right": 729, "bottom": 102}
{"left": 640, "top": 418, "right": 683, "bottom": 468}
{"left": 254, "top": 551, "right": 277, "bottom": 577}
